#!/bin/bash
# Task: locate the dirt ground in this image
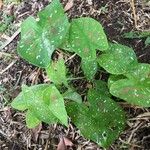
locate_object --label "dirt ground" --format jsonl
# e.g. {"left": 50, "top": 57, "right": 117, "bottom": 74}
{"left": 0, "top": 0, "right": 150, "bottom": 149}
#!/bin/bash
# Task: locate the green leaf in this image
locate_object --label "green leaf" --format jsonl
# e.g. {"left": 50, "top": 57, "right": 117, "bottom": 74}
{"left": 125, "top": 63, "right": 150, "bottom": 82}
{"left": 48, "top": 86, "right": 68, "bottom": 126}
{"left": 69, "top": 17, "right": 108, "bottom": 59}
{"left": 67, "top": 97, "right": 125, "bottom": 148}
{"left": 46, "top": 58, "right": 68, "bottom": 86}
{"left": 81, "top": 59, "right": 97, "bottom": 80}
{"left": 123, "top": 31, "right": 150, "bottom": 39}
{"left": 26, "top": 110, "right": 41, "bottom": 128}
{"left": 88, "top": 80, "right": 111, "bottom": 99}
{"left": 11, "top": 84, "right": 68, "bottom": 126}
{"left": 108, "top": 75, "right": 126, "bottom": 89}
{"left": 145, "top": 36, "right": 150, "bottom": 46}
{"left": 63, "top": 88, "right": 82, "bottom": 104}
{"left": 18, "top": 0, "right": 69, "bottom": 68}
{"left": 110, "top": 79, "right": 150, "bottom": 107}
{"left": 98, "top": 43, "right": 138, "bottom": 75}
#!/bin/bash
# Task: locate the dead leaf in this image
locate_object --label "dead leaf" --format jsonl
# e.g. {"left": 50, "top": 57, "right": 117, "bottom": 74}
{"left": 31, "top": 123, "right": 42, "bottom": 142}
{"left": 57, "top": 136, "right": 73, "bottom": 150}
{"left": 64, "top": 0, "right": 73, "bottom": 12}
{"left": 0, "top": 0, "right": 3, "bottom": 10}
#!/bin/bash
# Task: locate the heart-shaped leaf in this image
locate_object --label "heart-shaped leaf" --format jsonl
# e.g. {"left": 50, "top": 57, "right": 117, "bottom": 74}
{"left": 46, "top": 58, "right": 68, "bottom": 86}
{"left": 63, "top": 88, "right": 82, "bottom": 104}
{"left": 26, "top": 110, "right": 41, "bottom": 128}
{"left": 68, "top": 17, "right": 108, "bottom": 59}
{"left": 18, "top": 0, "right": 69, "bottom": 68}
{"left": 67, "top": 80, "right": 125, "bottom": 148}
{"left": 81, "top": 59, "right": 97, "bottom": 80}
{"left": 11, "top": 84, "right": 68, "bottom": 127}
{"left": 98, "top": 43, "right": 138, "bottom": 75}
{"left": 110, "top": 79, "right": 150, "bottom": 107}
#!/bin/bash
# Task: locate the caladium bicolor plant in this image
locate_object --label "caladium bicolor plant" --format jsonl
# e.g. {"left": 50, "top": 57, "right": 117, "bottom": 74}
{"left": 11, "top": 0, "right": 150, "bottom": 148}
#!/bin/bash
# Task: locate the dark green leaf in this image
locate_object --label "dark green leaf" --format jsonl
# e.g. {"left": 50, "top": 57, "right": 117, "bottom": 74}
{"left": 67, "top": 99, "right": 125, "bottom": 148}
{"left": 98, "top": 43, "right": 138, "bottom": 74}
{"left": 110, "top": 79, "right": 150, "bottom": 107}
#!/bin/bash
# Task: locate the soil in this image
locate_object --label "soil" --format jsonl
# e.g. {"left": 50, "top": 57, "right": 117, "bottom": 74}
{"left": 0, "top": 0, "right": 150, "bottom": 150}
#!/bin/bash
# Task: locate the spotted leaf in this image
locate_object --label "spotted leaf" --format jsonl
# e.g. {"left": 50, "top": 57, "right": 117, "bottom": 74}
{"left": 46, "top": 58, "right": 68, "bottom": 86}
{"left": 11, "top": 84, "right": 68, "bottom": 127}
{"left": 18, "top": 0, "right": 69, "bottom": 68}
{"left": 67, "top": 96, "right": 125, "bottom": 148}
{"left": 110, "top": 79, "right": 150, "bottom": 107}
{"left": 68, "top": 17, "right": 108, "bottom": 59}
{"left": 98, "top": 43, "right": 138, "bottom": 75}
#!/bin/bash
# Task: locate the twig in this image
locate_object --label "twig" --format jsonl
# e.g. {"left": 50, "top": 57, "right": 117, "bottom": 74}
{"left": 130, "top": 0, "right": 138, "bottom": 28}
{"left": 0, "top": 60, "right": 17, "bottom": 74}
{"left": 0, "top": 28, "right": 21, "bottom": 50}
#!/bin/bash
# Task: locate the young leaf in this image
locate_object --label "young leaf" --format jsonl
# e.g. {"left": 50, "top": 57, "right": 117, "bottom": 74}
{"left": 81, "top": 59, "right": 97, "bottom": 80}
{"left": 26, "top": 110, "right": 41, "bottom": 128}
{"left": 18, "top": 0, "right": 69, "bottom": 68}
{"left": 67, "top": 99, "right": 125, "bottom": 148}
{"left": 69, "top": 17, "right": 109, "bottom": 59}
{"left": 63, "top": 88, "right": 82, "bottom": 104}
{"left": 46, "top": 59, "right": 68, "bottom": 86}
{"left": 125, "top": 63, "right": 150, "bottom": 81}
{"left": 110, "top": 79, "right": 150, "bottom": 107}
{"left": 49, "top": 86, "right": 68, "bottom": 126}
{"left": 98, "top": 43, "right": 138, "bottom": 75}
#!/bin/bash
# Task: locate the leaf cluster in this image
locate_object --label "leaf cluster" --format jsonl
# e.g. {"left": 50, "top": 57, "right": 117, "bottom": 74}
{"left": 11, "top": 0, "right": 150, "bottom": 148}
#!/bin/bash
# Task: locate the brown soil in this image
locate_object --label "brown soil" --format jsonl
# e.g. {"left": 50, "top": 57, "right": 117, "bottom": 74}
{"left": 0, "top": 0, "right": 150, "bottom": 150}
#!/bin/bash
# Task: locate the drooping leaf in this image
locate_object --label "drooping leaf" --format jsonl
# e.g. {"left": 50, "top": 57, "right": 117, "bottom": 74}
{"left": 67, "top": 100, "right": 125, "bottom": 148}
{"left": 11, "top": 84, "right": 68, "bottom": 126}
{"left": 81, "top": 59, "right": 97, "bottom": 80}
{"left": 98, "top": 43, "right": 138, "bottom": 75}
{"left": 110, "top": 79, "right": 150, "bottom": 107}
{"left": 46, "top": 58, "right": 68, "bottom": 86}
{"left": 18, "top": 0, "right": 69, "bottom": 68}
{"left": 68, "top": 17, "right": 109, "bottom": 59}
{"left": 26, "top": 110, "right": 41, "bottom": 128}
{"left": 48, "top": 86, "right": 68, "bottom": 126}
{"left": 63, "top": 88, "right": 82, "bottom": 104}
{"left": 125, "top": 63, "right": 150, "bottom": 82}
